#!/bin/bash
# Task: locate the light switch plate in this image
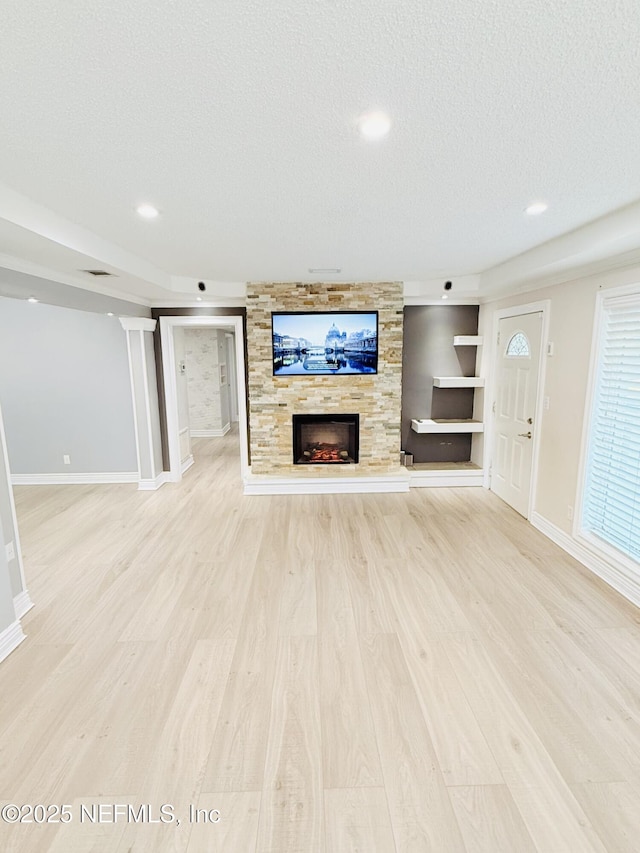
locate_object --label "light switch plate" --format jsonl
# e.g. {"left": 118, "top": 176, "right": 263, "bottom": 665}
{"left": 5, "top": 541, "right": 15, "bottom": 562}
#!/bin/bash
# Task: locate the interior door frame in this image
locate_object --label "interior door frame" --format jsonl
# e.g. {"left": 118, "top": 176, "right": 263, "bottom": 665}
{"left": 484, "top": 299, "right": 551, "bottom": 519}
{"left": 160, "top": 314, "right": 249, "bottom": 482}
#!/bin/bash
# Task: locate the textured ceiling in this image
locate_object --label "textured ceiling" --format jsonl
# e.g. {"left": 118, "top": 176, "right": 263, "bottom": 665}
{"left": 1, "top": 0, "right": 640, "bottom": 298}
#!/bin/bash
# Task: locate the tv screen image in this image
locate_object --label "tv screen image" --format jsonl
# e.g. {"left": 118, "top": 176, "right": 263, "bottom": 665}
{"left": 272, "top": 311, "right": 378, "bottom": 375}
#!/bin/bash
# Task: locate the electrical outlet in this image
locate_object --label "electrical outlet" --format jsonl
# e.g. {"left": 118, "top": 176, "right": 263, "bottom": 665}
{"left": 5, "top": 541, "right": 15, "bottom": 562}
{"left": 567, "top": 505, "right": 574, "bottom": 521}
{"left": 63, "top": 454, "right": 71, "bottom": 465}
{"left": 543, "top": 396, "right": 550, "bottom": 411}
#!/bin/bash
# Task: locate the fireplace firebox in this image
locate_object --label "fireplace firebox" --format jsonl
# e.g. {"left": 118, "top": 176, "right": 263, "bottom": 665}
{"left": 292, "top": 414, "right": 359, "bottom": 464}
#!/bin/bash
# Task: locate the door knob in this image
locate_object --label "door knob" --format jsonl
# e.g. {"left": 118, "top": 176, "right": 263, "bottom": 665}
{"left": 518, "top": 431, "right": 532, "bottom": 439}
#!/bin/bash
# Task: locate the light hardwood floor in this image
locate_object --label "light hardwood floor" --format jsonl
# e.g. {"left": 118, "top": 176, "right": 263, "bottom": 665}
{"left": 2, "top": 429, "right": 640, "bottom": 852}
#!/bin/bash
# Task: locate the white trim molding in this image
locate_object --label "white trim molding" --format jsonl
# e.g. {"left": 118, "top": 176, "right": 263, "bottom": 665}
{"left": 531, "top": 512, "right": 640, "bottom": 609}
{"left": 137, "top": 472, "right": 169, "bottom": 491}
{"left": 243, "top": 470, "right": 410, "bottom": 495}
{"left": 190, "top": 425, "right": 230, "bottom": 438}
{"left": 119, "top": 317, "right": 158, "bottom": 333}
{"left": 13, "top": 589, "right": 34, "bottom": 619}
{"left": 0, "top": 619, "right": 26, "bottom": 664}
{"left": 181, "top": 456, "right": 194, "bottom": 475}
{"left": 12, "top": 472, "right": 138, "bottom": 485}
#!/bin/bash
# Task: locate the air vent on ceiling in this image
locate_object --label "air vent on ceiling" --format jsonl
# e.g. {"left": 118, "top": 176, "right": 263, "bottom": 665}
{"left": 82, "top": 269, "right": 114, "bottom": 276}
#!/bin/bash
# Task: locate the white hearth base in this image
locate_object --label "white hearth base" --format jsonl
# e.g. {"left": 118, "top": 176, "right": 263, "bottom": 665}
{"left": 243, "top": 469, "right": 410, "bottom": 495}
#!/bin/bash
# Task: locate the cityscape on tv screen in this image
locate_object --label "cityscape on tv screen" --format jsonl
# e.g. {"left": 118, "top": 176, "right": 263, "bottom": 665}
{"left": 272, "top": 312, "right": 378, "bottom": 375}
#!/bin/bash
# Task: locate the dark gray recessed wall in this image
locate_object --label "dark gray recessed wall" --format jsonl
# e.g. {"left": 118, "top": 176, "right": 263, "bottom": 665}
{"left": 401, "top": 305, "right": 480, "bottom": 463}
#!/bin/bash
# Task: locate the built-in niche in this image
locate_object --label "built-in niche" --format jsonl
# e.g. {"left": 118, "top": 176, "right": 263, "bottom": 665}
{"left": 401, "top": 305, "right": 481, "bottom": 464}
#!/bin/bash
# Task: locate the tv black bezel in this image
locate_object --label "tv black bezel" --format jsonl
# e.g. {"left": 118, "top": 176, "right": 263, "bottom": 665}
{"left": 271, "top": 310, "right": 379, "bottom": 377}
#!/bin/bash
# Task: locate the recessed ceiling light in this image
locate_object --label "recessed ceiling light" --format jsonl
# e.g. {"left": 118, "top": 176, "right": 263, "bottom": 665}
{"left": 27, "top": 296, "right": 39, "bottom": 303}
{"left": 441, "top": 294, "right": 448, "bottom": 300}
{"left": 136, "top": 203, "right": 160, "bottom": 219}
{"left": 107, "top": 312, "right": 114, "bottom": 317}
{"left": 357, "top": 111, "right": 391, "bottom": 140}
{"left": 196, "top": 296, "right": 203, "bottom": 302}
{"left": 525, "top": 201, "right": 548, "bottom": 215}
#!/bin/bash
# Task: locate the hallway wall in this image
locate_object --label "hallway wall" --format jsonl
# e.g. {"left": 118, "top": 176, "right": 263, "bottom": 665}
{"left": 0, "top": 297, "right": 138, "bottom": 478}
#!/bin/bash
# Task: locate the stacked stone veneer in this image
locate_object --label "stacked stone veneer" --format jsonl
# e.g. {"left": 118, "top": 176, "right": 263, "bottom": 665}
{"left": 247, "top": 282, "right": 403, "bottom": 476}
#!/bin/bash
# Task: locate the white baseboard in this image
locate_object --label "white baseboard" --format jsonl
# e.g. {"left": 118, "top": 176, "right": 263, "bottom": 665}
{"left": 181, "top": 455, "right": 195, "bottom": 475}
{"left": 12, "top": 472, "right": 138, "bottom": 485}
{"left": 0, "top": 619, "right": 26, "bottom": 664}
{"left": 531, "top": 511, "right": 640, "bottom": 609}
{"left": 190, "top": 424, "right": 230, "bottom": 438}
{"left": 243, "top": 470, "right": 410, "bottom": 495}
{"left": 138, "top": 472, "right": 169, "bottom": 491}
{"left": 409, "top": 469, "right": 484, "bottom": 487}
{"left": 13, "top": 589, "right": 34, "bottom": 619}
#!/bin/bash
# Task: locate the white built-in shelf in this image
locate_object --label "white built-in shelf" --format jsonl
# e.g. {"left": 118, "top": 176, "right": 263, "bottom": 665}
{"left": 411, "top": 418, "right": 484, "bottom": 434}
{"left": 409, "top": 461, "right": 484, "bottom": 487}
{"left": 433, "top": 376, "right": 484, "bottom": 388}
{"left": 453, "top": 335, "right": 483, "bottom": 346}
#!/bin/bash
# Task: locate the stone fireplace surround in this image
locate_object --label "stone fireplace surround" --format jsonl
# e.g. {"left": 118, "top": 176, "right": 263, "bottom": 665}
{"left": 244, "top": 282, "right": 407, "bottom": 494}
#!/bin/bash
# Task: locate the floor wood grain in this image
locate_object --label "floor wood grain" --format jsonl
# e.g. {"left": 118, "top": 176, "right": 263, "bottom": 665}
{"left": 1, "top": 427, "right": 640, "bottom": 851}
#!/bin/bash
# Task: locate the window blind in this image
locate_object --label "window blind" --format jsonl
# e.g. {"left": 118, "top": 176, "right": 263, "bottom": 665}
{"left": 583, "top": 294, "right": 640, "bottom": 561}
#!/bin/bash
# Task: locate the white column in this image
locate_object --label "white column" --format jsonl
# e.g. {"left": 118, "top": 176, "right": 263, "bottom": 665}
{"left": 0, "top": 402, "right": 32, "bottom": 619}
{"left": 120, "top": 318, "right": 165, "bottom": 490}
{"left": 0, "top": 402, "right": 26, "bottom": 663}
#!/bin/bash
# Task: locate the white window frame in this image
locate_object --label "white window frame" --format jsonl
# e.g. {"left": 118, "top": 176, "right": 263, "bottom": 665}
{"left": 574, "top": 282, "right": 640, "bottom": 603}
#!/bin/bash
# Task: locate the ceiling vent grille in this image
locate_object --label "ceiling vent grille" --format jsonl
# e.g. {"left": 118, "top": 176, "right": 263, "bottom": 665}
{"left": 83, "top": 269, "right": 114, "bottom": 276}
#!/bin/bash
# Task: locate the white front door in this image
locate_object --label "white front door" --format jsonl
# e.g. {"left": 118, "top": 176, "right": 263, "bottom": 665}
{"left": 490, "top": 311, "right": 543, "bottom": 517}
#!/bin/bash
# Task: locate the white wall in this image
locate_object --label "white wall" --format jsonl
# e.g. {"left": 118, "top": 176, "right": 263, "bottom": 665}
{"left": 173, "top": 326, "right": 191, "bottom": 463}
{"left": 219, "top": 331, "right": 231, "bottom": 428}
{"left": 479, "top": 262, "right": 640, "bottom": 535}
{"left": 226, "top": 333, "right": 239, "bottom": 422}
{"left": 0, "top": 297, "right": 138, "bottom": 476}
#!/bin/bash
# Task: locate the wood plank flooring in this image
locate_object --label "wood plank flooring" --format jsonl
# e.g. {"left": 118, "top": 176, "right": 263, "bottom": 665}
{"left": 1, "top": 428, "right": 640, "bottom": 851}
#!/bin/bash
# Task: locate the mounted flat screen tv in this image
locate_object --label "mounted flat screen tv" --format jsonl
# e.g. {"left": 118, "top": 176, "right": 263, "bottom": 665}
{"left": 272, "top": 311, "right": 378, "bottom": 376}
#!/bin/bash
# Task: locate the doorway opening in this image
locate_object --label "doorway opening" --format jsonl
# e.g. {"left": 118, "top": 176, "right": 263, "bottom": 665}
{"left": 159, "top": 315, "right": 249, "bottom": 482}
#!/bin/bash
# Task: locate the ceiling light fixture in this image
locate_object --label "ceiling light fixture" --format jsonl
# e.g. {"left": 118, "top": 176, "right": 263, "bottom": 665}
{"left": 107, "top": 312, "right": 114, "bottom": 317}
{"left": 27, "top": 296, "right": 39, "bottom": 303}
{"left": 308, "top": 268, "right": 341, "bottom": 274}
{"left": 196, "top": 296, "right": 203, "bottom": 302}
{"left": 357, "top": 111, "right": 391, "bottom": 140}
{"left": 525, "top": 201, "right": 548, "bottom": 215}
{"left": 136, "top": 203, "right": 160, "bottom": 219}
